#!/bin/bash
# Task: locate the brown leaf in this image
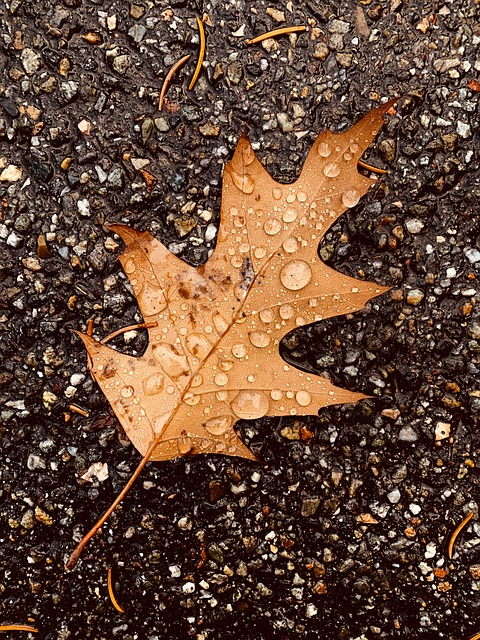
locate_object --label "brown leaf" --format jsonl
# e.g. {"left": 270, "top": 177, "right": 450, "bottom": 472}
{"left": 77, "top": 102, "right": 394, "bottom": 462}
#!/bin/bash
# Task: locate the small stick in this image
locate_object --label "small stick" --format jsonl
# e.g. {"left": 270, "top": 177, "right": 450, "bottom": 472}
{"left": 357, "top": 159, "right": 388, "bottom": 174}
{"left": 86, "top": 318, "right": 94, "bottom": 337}
{"left": 107, "top": 567, "right": 125, "bottom": 613}
{"left": 245, "top": 25, "right": 307, "bottom": 45}
{"left": 100, "top": 322, "right": 158, "bottom": 345}
{"left": 69, "top": 404, "right": 89, "bottom": 418}
{"left": 0, "top": 625, "right": 38, "bottom": 633}
{"left": 188, "top": 17, "right": 206, "bottom": 91}
{"left": 448, "top": 511, "right": 474, "bottom": 559}
{"left": 65, "top": 425, "right": 167, "bottom": 570}
{"left": 469, "top": 633, "right": 480, "bottom": 640}
{"left": 158, "top": 54, "right": 191, "bottom": 111}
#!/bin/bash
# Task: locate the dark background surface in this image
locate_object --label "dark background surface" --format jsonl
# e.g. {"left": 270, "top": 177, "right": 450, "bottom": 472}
{"left": 1, "top": 0, "right": 479, "bottom": 638}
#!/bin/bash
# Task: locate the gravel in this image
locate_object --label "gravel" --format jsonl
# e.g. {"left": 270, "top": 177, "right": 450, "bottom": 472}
{"left": 1, "top": 0, "right": 480, "bottom": 639}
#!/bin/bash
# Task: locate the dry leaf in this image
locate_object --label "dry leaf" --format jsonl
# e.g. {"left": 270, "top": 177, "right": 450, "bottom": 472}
{"left": 77, "top": 102, "right": 393, "bottom": 462}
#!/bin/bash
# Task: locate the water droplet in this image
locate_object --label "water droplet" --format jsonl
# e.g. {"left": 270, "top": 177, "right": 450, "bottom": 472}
{"left": 238, "top": 243, "right": 250, "bottom": 253}
{"left": 167, "top": 385, "right": 176, "bottom": 394}
{"left": 286, "top": 193, "right": 296, "bottom": 203}
{"left": 297, "top": 192, "right": 307, "bottom": 202}
{"left": 318, "top": 141, "right": 332, "bottom": 157}
{"left": 264, "top": 218, "right": 282, "bottom": 235}
{"left": 242, "top": 142, "right": 255, "bottom": 166}
{"left": 152, "top": 342, "right": 190, "bottom": 381}
{"left": 101, "top": 360, "right": 116, "bottom": 379}
{"left": 214, "top": 441, "right": 227, "bottom": 453}
{"left": 191, "top": 374, "right": 203, "bottom": 387}
{"left": 226, "top": 166, "right": 255, "bottom": 194}
{"left": 309, "top": 298, "right": 318, "bottom": 307}
{"left": 231, "top": 390, "right": 269, "bottom": 420}
{"left": 234, "top": 215, "right": 246, "bottom": 227}
{"left": 231, "top": 255, "right": 243, "bottom": 268}
{"left": 123, "top": 258, "right": 136, "bottom": 274}
{"left": 254, "top": 246, "right": 266, "bottom": 259}
{"left": 232, "top": 343, "right": 247, "bottom": 358}
{"left": 216, "top": 390, "right": 228, "bottom": 401}
{"left": 227, "top": 247, "right": 235, "bottom": 256}
{"left": 323, "top": 163, "right": 341, "bottom": 178}
{"left": 215, "top": 372, "right": 229, "bottom": 386}
{"left": 139, "top": 284, "right": 165, "bottom": 317}
{"left": 205, "top": 325, "right": 213, "bottom": 334}
{"left": 259, "top": 308, "right": 275, "bottom": 323}
{"left": 296, "top": 316, "right": 306, "bottom": 326}
{"left": 247, "top": 374, "right": 255, "bottom": 382}
{"left": 185, "top": 333, "right": 211, "bottom": 359}
{"left": 143, "top": 373, "right": 164, "bottom": 396}
{"left": 279, "top": 304, "right": 294, "bottom": 320}
{"left": 218, "top": 357, "right": 233, "bottom": 371}
{"left": 350, "top": 142, "right": 359, "bottom": 153}
{"left": 343, "top": 152, "right": 352, "bottom": 161}
{"left": 295, "top": 391, "right": 312, "bottom": 407}
{"left": 213, "top": 311, "right": 229, "bottom": 335}
{"left": 272, "top": 187, "right": 282, "bottom": 200}
{"left": 121, "top": 385, "right": 134, "bottom": 398}
{"left": 282, "top": 236, "right": 298, "bottom": 254}
{"left": 249, "top": 331, "right": 270, "bottom": 348}
{"left": 280, "top": 260, "right": 312, "bottom": 290}
{"left": 342, "top": 189, "right": 360, "bottom": 208}
{"left": 177, "top": 435, "right": 193, "bottom": 455}
{"left": 204, "top": 415, "right": 232, "bottom": 436}
{"left": 184, "top": 392, "right": 200, "bottom": 406}
{"left": 283, "top": 209, "right": 297, "bottom": 223}
{"left": 286, "top": 391, "right": 294, "bottom": 399}
{"left": 270, "top": 389, "right": 282, "bottom": 401}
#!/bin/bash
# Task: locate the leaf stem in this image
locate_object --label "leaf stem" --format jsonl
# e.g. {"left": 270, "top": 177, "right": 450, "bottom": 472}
{"left": 188, "top": 17, "right": 205, "bottom": 91}
{"left": 158, "top": 54, "right": 191, "bottom": 111}
{"left": 65, "top": 426, "right": 167, "bottom": 570}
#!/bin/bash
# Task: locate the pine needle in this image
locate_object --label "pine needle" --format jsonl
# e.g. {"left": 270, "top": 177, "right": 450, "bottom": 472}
{"left": 107, "top": 567, "right": 125, "bottom": 613}
{"left": 158, "top": 54, "right": 191, "bottom": 111}
{"left": 188, "top": 17, "right": 206, "bottom": 91}
{"left": 100, "top": 322, "right": 158, "bottom": 344}
{"left": 0, "top": 625, "right": 38, "bottom": 633}
{"left": 448, "top": 511, "right": 474, "bottom": 559}
{"left": 357, "top": 159, "right": 389, "bottom": 174}
{"left": 245, "top": 25, "right": 306, "bottom": 45}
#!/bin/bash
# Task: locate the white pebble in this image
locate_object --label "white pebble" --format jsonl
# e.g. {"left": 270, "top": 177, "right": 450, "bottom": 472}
{"left": 424, "top": 542, "right": 436, "bottom": 559}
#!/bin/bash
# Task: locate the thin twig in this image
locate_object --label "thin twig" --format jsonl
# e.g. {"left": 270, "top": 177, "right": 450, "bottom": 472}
{"left": 69, "top": 404, "right": 89, "bottom": 417}
{"left": 469, "top": 633, "right": 480, "bottom": 640}
{"left": 107, "top": 567, "right": 125, "bottom": 613}
{"left": 245, "top": 25, "right": 307, "bottom": 45}
{"left": 448, "top": 511, "right": 474, "bottom": 559}
{"left": 0, "top": 625, "right": 38, "bottom": 633}
{"left": 357, "top": 159, "right": 388, "bottom": 174}
{"left": 100, "top": 322, "right": 158, "bottom": 345}
{"left": 158, "top": 54, "right": 191, "bottom": 111}
{"left": 188, "top": 17, "right": 206, "bottom": 91}
{"left": 86, "top": 317, "right": 94, "bottom": 337}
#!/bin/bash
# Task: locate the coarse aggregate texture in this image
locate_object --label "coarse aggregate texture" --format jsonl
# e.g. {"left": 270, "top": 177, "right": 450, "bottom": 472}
{"left": 0, "top": 0, "right": 480, "bottom": 638}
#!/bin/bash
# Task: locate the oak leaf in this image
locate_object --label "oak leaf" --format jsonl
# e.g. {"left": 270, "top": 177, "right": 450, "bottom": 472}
{"left": 77, "top": 102, "right": 393, "bottom": 463}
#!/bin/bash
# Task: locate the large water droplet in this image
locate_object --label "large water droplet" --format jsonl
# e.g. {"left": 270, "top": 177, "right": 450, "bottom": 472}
{"left": 280, "top": 260, "right": 312, "bottom": 290}
{"left": 185, "top": 333, "right": 211, "bottom": 359}
{"left": 283, "top": 209, "right": 297, "bottom": 223}
{"left": 342, "top": 189, "right": 360, "bottom": 208}
{"left": 218, "top": 357, "right": 233, "bottom": 371}
{"left": 191, "top": 374, "right": 203, "bottom": 387}
{"left": 270, "top": 389, "right": 282, "bottom": 401}
{"left": 282, "top": 236, "right": 298, "bottom": 254}
{"left": 323, "top": 163, "right": 341, "bottom": 178}
{"left": 139, "top": 284, "right": 165, "bottom": 317}
{"left": 215, "top": 372, "right": 229, "bottom": 387}
{"left": 121, "top": 385, "right": 134, "bottom": 398}
{"left": 242, "top": 142, "right": 255, "bottom": 166}
{"left": 350, "top": 142, "right": 359, "bottom": 153}
{"left": 124, "top": 258, "right": 136, "bottom": 274}
{"left": 264, "top": 218, "right": 282, "bottom": 235}
{"left": 226, "top": 166, "right": 255, "bottom": 194}
{"left": 231, "top": 390, "right": 269, "bottom": 420}
{"left": 238, "top": 243, "right": 250, "bottom": 253}
{"left": 143, "top": 372, "right": 164, "bottom": 396}
{"left": 296, "top": 390, "right": 312, "bottom": 407}
{"left": 259, "top": 308, "right": 275, "bottom": 323}
{"left": 204, "top": 415, "right": 232, "bottom": 436}
{"left": 254, "top": 246, "right": 266, "bottom": 259}
{"left": 184, "top": 392, "right": 200, "bottom": 406}
{"left": 233, "top": 215, "right": 246, "bottom": 227}
{"left": 297, "top": 192, "right": 307, "bottom": 202}
{"left": 213, "top": 311, "right": 229, "bottom": 335}
{"left": 152, "top": 342, "right": 190, "bottom": 381}
{"left": 249, "top": 331, "right": 270, "bottom": 348}
{"left": 232, "top": 343, "right": 247, "bottom": 358}
{"left": 231, "top": 255, "right": 243, "bottom": 268}
{"left": 177, "top": 435, "right": 193, "bottom": 455}
{"left": 318, "top": 141, "right": 332, "bottom": 157}
{"left": 279, "top": 304, "right": 294, "bottom": 320}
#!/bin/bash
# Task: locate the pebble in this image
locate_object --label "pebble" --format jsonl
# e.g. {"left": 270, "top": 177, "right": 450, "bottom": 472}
{"left": 27, "top": 454, "right": 46, "bottom": 470}
{"left": 398, "top": 426, "right": 418, "bottom": 442}
{"left": 0, "top": 164, "right": 22, "bottom": 182}
{"left": 113, "top": 55, "right": 131, "bottom": 75}
{"left": 435, "top": 422, "right": 450, "bottom": 441}
{"left": 20, "top": 48, "right": 42, "bottom": 75}
{"left": 406, "top": 289, "right": 424, "bottom": 306}
{"left": 277, "top": 112, "right": 293, "bottom": 133}
{"left": 424, "top": 542, "right": 436, "bottom": 559}
{"left": 336, "top": 52, "right": 353, "bottom": 68}
{"left": 199, "top": 123, "right": 221, "bottom": 137}
{"left": 456, "top": 121, "right": 472, "bottom": 138}
{"left": 405, "top": 219, "right": 424, "bottom": 234}
{"left": 266, "top": 7, "right": 285, "bottom": 22}
{"left": 77, "top": 198, "right": 90, "bottom": 216}
{"left": 42, "top": 390, "right": 59, "bottom": 410}
{"left": 78, "top": 119, "right": 92, "bottom": 135}
{"left": 313, "top": 42, "right": 330, "bottom": 60}
{"left": 6, "top": 231, "right": 23, "bottom": 248}
{"left": 128, "top": 24, "right": 146, "bottom": 43}
{"left": 387, "top": 489, "right": 401, "bottom": 504}
{"left": 154, "top": 117, "right": 170, "bottom": 132}
{"left": 301, "top": 497, "right": 321, "bottom": 517}
{"left": 130, "top": 3, "right": 145, "bottom": 19}
{"left": 465, "top": 248, "right": 480, "bottom": 264}
{"left": 433, "top": 58, "right": 460, "bottom": 73}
